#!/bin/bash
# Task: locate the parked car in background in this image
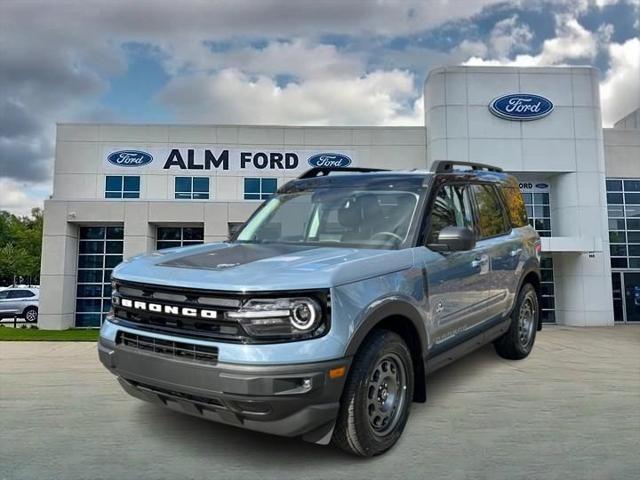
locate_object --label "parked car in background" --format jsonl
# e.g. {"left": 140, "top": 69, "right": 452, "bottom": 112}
{"left": 0, "top": 286, "right": 39, "bottom": 322}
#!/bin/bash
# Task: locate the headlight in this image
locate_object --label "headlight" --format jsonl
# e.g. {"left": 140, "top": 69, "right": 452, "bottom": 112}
{"left": 227, "top": 297, "right": 326, "bottom": 340}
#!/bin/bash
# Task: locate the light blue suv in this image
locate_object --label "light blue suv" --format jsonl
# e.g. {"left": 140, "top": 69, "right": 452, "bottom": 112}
{"left": 99, "top": 161, "right": 541, "bottom": 456}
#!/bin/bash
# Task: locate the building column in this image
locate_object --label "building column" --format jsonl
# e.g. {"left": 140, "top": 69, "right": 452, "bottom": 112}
{"left": 123, "top": 202, "right": 154, "bottom": 258}
{"left": 204, "top": 203, "right": 231, "bottom": 244}
{"left": 39, "top": 201, "right": 78, "bottom": 330}
{"left": 550, "top": 171, "right": 614, "bottom": 326}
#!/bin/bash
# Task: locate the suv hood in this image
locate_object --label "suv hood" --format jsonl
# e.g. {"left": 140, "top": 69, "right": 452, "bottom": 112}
{"left": 113, "top": 242, "right": 414, "bottom": 291}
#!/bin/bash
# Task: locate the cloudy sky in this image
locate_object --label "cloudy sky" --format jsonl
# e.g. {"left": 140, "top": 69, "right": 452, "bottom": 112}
{"left": 1, "top": 0, "right": 638, "bottom": 215}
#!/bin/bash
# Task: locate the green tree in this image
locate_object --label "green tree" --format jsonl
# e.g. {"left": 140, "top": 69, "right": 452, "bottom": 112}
{"left": 0, "top": 208, "right": 43, "bottom": 285}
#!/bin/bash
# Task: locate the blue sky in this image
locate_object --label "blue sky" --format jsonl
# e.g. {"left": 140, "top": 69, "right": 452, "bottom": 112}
{"left": 0, "top": 0, "right": 638, "bottom": 214}
{"left": 101, "top": 44, "right": 173, "bottom": 123}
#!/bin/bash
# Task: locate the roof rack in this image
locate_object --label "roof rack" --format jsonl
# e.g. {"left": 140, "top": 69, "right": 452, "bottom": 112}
{"left": 298, "top": 167, "right": 389, "bottom": 179}
{"left": 431, "top": 161, "right": 503, "bottom": 174}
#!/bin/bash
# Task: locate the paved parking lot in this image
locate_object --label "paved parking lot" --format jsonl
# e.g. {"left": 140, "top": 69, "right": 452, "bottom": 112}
{"left": 1, "top": 326, "right": 639, "bottom": 480}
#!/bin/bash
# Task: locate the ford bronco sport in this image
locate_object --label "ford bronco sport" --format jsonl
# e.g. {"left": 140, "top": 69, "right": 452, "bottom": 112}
{"left": 99, "top": 161, "right": 541, "bottom": 457}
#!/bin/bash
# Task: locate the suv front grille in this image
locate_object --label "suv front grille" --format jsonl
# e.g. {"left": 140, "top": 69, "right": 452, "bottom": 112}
{"left": 110, "top": 279, "right": 329, "bottom": 343}
{"left": 117, "top": 331, "right": 219, "bottom": 364}
{"left": 111, "top": 280, "right": 248, "bottom": 342}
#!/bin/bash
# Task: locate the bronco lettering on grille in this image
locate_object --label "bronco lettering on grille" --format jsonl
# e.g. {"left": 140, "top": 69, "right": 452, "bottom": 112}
{"left": 115, "top": 297, "right": 217, "bottom": 319}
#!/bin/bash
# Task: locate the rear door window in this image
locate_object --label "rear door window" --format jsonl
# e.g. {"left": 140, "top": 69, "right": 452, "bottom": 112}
{"left": 472, "top": 184, "right": 510, "bottom": 238}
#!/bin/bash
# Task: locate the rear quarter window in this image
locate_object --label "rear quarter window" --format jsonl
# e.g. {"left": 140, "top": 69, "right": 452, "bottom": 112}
{"left": 498, "top": 177, "right": 528, "bottom": 227}
{"left": 472, "top": 184, "right": 511, "bottom": 238}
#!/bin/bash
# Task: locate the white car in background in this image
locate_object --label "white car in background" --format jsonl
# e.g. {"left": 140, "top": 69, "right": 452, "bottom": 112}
{"left": 0, "top": 286, "right": 39, "bottom": 322}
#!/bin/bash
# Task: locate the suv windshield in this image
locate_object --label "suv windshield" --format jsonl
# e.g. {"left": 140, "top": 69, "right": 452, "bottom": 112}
{"left": 236, "top": 185, "right": 424, "bottom": 249}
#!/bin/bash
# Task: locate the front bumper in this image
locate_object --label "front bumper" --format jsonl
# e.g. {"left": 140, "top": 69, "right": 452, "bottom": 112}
{"left": 98, "top": 336, "right": 351, "bottom": 443}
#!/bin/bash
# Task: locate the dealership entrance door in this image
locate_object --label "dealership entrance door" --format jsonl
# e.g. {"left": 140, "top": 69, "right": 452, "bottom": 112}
{"left": 612, "top": 271, "right": 640, "bottom": 322}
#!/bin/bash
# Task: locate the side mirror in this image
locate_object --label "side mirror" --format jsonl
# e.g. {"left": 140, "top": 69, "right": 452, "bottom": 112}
{"left": 429, "top": 226, "right": 476, "bottom": 252}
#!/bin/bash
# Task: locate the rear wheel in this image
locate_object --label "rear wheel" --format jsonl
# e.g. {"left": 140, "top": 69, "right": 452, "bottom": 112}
{"left": 332, "top": 330, "right": 414, "bottom": 457}
{"left": 23, "top": 306, "right": 38, "bottom": 323}
{"left": 494, "top": 283, "right": 538, "bottom": 360}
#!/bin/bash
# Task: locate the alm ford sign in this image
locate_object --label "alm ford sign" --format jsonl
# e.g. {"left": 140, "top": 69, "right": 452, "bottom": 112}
{"left": 104, "top": 147, "right": 356, "bottom": 172}
{"left": 307, "top": 153, "right": 352, "bottom": 168}
{"left": 107, "top": 150, "right": 154, "bottom": 167}
{"left": 489, "top": 94, "right": 554, "bottom": 121}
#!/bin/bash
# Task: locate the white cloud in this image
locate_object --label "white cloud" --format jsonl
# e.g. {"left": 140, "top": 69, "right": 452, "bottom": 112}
{"left": 157, "top": 37, "right": 427, "bottom": 127}
{"left": 594, "top": 0, "right": 638, "bottom": 6}
{"left": 600, "top": 37, "right": 640, "bottom": 126}
{"left": 597, "top": 23, "right": 615, "bottom": 44}
{"left": 536, "top": 15, "right": 598, "bottom": 63}
{"left": 489, "top": 15, "right": 534, "bottom": 58}
{"left": 159, "top": 68, "right": 422, "bottom": 126}
{"left": 454, "top": 40, "right": 489, "bottom": 58}
{"left": 187, "top": 39, "right": 364, "bottom": 80}
{"left": 464, "top": 14, "right": 599, "bottom": 66}
{"left": 0, "top": 179, "right": 48, "bottom": 217}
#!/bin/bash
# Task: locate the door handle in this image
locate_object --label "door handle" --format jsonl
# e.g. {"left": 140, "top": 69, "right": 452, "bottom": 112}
{"left": 510, "top": 248, "right": 523, "bottom": 257}
{"left": 471, "top": 257, "right": 488, "bottom": 268}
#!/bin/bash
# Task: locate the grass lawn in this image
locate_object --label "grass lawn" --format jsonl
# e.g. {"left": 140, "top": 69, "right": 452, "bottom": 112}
{"left": 0, "top": 327, "right": 99, "bottom": 341}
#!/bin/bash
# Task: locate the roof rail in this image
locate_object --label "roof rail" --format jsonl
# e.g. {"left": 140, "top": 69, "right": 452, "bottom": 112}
{"left": 298, "top": 167, "right": 389, "bottom": 179}
{"left": 431, "top": 161, "right": 503, "bottom": 174}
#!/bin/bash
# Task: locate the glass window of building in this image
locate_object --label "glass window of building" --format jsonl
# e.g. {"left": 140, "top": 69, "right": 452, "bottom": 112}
{"left": 606, "top": 178, "right": 640, "bottom": 322}
{"left": 157, "top": 226, "right": 204, "bottom": 250}
{"left": 175, "top": 177, "right": 210, "bottom": 200}
{"left": 520, "top": 182, "right": 555, "bottom": 323}
{"left": 105, "top": 176, "right": 140, "bottom": 199}
{"left": 76, "top": 226, "right": 124, "bottom": 327}
{"left": 244, "top": 177, "right": 277, "bottom": 200}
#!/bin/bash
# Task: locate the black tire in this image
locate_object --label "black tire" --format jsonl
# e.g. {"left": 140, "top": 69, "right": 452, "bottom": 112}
{"left": 331, "top": 329, "right": 414, "bottom": 457}
{"left": 23, "top": 306, "right": 38, "bottom": 323}
{"left": 494, "top": 283, "right": 539, "bottom": 360}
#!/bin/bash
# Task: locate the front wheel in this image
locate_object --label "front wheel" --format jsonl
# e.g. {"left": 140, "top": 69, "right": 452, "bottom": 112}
{"left": 494, "top": 283, "right": 539, "bottom": 360}
{"left": 331, "top": 329, "right": 414, "bottom": 457}
{"left": 23, "top": 306, "right": 38, "bottom": 323}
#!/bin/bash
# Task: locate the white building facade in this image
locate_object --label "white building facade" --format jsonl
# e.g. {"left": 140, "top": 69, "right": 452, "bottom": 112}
{"left": 39, "top": 65, "right": 640, "bottom": 329}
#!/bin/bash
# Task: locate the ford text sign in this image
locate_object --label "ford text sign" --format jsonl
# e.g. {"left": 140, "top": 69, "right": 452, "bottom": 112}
{"left": 489, "top": 94, "right": 554, "bottom": 121}
{"left": 107, "top": 150, "right": 154, "bottom": 167}
{"left": 307, "top": 153, "right": 352, "bottom": 168}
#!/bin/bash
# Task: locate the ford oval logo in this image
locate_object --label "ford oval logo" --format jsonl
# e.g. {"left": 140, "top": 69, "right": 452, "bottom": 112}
{"left": 489, "top": 94, "right": 554, "bottom": 121}
{"left": 307, "top": 153, "right": 352, "bottom": 168}
{"left": 107, "top": 150, "right": 153, "bottom": 167}
{"left": 535, "top": 183, "right": 549, "bottom": 189}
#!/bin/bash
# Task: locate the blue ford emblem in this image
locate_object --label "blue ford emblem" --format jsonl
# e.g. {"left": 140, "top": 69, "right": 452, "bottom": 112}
{"left": 307, "top": 153, "right": 352, "bottom": 168}
{"left": 489, "top": 94, "right": 554, "bottom": 121}
{"left": 107, "top": 150, "right": 153, "bottom": 167}
{"left": 535, "top": 183, "right": 549, "bottom": 189}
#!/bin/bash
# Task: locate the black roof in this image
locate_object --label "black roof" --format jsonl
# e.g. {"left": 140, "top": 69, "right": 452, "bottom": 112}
{"left": 279, "top": 170, "right": 430, "bottom": 193}
{"left": 279, "top": 163, "right": 512, "bottom": 194}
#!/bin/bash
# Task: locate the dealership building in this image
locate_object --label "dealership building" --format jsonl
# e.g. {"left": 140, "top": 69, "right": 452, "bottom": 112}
{"left": 38, "top": 65, "right": 640, "bottom": 329}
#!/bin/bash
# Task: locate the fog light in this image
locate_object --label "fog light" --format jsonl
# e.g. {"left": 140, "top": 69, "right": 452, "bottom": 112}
{"left": 273, "top": 377, "right": 314, "bottom": 394}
